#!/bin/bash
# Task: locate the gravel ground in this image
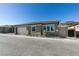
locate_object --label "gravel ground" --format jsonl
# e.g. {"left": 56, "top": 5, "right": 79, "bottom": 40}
{"left": 0, "top": 34, "right": 79, "bottom": 56}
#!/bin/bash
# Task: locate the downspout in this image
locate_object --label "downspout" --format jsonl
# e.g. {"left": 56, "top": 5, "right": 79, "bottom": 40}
{"left": 41, "top": 24, "right": 43, "bottom": 36}
{"left": 15, "top": 27, "right": 17, "bottom": 35}
{"left": 74, "top": 27, "right": 76, "bottom": 37}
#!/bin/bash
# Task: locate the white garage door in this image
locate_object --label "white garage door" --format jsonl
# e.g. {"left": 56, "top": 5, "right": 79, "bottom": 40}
{"left": 17, "top": 27, "right": 28, "bottom": 35}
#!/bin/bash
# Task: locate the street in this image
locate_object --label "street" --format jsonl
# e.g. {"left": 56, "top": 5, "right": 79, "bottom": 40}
{"left": 0, "top": 34, "right": 79, "bottom": 56}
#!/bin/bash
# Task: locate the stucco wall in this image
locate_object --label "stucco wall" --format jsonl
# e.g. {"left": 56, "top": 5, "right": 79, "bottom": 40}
{"left": 58, "top": 27, "right": 68, "bottom": 38}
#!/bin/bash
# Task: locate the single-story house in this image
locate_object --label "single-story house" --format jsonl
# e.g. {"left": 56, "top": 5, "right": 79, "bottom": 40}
{"left": 14, "top": 21, "right": 68, "bottom": 38}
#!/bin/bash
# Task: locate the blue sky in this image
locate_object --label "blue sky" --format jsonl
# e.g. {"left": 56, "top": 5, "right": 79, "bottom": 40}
{"left": 0, "top": 3, "right": 79, "bottom": 25}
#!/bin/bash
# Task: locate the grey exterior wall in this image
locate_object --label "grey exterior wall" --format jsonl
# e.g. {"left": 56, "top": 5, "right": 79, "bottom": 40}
{"left": 29, "top": 24, "right": 42, "bottom": 36}
{"left": 75, "top": 31, "right": 79, "bottom": 38}
{"left": 29, "top": 23, "right": 59, "bottom": 37}
{"left": 0, "top": 27, "right": 4, "bottom": 33}
{"left": 58, "top": 27, "right": 68, "bottom": 38}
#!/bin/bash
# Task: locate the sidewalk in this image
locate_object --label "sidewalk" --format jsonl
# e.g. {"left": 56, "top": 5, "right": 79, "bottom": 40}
{"left": 0, "top": 33, "right": 67, "bottom": 40}
{"left": 0, "top": 33, "right": 79, "bottom": 43}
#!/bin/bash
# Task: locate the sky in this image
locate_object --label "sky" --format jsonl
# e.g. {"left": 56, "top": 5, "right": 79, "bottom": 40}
{"left": 0, "top": 3, "right": 79, "bottom": 25}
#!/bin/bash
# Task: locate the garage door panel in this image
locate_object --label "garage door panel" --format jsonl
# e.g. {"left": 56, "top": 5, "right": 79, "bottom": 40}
{"left": 17, "top": 27, "right": 28, "bottom": 35}
{"left": 68, "top": 30, "right": 74, "bottom": 37}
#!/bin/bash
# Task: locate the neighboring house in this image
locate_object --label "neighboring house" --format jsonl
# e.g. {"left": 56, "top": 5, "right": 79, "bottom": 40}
{"left": 0, "top": 25, "right": 14, "bottom": 33}
{"left": 14, "top": 21, "right": 61, "bottom": 37}
{"left": 68, "top": 25, "right": 79, "bottom": 37}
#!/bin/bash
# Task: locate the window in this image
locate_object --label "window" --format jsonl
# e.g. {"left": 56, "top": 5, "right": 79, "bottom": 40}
{"left": 32, "top": 27, "right": 35, "bottom": 31}
{"left": 43, "top": 26, "right": 46, "bottom": 31}
{"left": 50, "top": 24, "right": 55, "bottom": 31}
{"left": 47, "top": 26, "right": 50, "bottom": 31}
{"left": 32, "top": 25, "right": 36, "bottom": 31}
{"left": 43, "top": 24, "right": 55, "bottom": 32}
{"left": 51, "top": 26, "right": 54, "bottom": 31}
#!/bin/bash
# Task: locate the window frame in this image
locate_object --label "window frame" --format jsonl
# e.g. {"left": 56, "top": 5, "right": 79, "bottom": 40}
{"left": 43, "top": 24, "right": 55, "bottom": 32}
{"left": 31, "top": 25, "right": 36, "bottom": 32}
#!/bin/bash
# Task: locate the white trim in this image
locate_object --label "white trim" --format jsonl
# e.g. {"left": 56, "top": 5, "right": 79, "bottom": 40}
{"left": 43, "top": 24, "right": 55, "bottom": 32}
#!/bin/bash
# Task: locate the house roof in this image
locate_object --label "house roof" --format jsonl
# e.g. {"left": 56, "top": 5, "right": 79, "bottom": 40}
{"left": 0, "top": 25, "right": 14, "bottom": 28}
{"left": 28, "top": 21, "right": 59, "bottom": 25}
{"left": 14, "top": 20, "right": 59, "bottom": 27}
{"left": 68, "top": 24, "right": 79, "bottom": 30}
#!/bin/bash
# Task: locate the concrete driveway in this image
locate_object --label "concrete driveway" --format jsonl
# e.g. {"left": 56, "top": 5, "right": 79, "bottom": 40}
{"left": 0, "top": 34, "right": 79, "bottom": 56}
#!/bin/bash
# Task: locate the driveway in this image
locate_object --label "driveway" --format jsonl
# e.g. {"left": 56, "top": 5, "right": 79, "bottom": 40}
{"left": 0, "top": 34, "right": 79, "bottom": 56}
